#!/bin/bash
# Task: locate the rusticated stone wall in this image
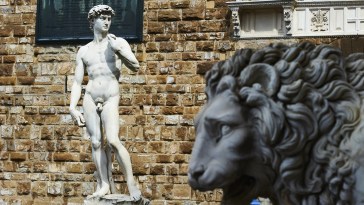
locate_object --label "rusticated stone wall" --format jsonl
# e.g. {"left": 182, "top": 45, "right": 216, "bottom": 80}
{"left": 0, "top": 0, "right": 345, "bottom": 204}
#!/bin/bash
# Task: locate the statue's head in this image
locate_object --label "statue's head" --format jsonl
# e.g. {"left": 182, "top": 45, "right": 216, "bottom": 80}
{"left": 87, "top": 5, "right": 115, "bottom": 30}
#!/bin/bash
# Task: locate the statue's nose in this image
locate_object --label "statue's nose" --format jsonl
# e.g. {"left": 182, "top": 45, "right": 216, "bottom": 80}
{"left": 189, "top": 164, "right": 205, "bottom": 181}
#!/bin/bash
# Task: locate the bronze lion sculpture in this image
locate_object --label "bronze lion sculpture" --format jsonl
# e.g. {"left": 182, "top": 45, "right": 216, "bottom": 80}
{"left": 188, "top": 42, "right": 364, "bottom": 205}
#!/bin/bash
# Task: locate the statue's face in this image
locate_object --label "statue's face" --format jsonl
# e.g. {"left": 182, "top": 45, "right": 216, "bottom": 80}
{"left": 188, "top": 90, "right": 275, "bottom": 204}
{"left": 93, "top": 14, "right": 112, "bottom": 33}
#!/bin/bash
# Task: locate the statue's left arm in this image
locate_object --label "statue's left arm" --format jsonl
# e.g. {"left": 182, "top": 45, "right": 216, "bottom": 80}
{"left": 107, "top": 34, "right": 139, "bottom": 72}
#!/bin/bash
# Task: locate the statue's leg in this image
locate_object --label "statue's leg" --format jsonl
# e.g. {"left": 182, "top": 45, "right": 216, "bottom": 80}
{"left": 83, "top": 94, "right": 110, "bottom": 197}
{"left": 105, "top": 143, "right": 117, "bottom": 194}
{"left": 101, "top": 95, "right": 142, "bottom": 201}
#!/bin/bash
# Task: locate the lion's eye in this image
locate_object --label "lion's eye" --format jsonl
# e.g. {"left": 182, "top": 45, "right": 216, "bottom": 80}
{"left": 221, "top": 124, "right": 232, "bottom": 136}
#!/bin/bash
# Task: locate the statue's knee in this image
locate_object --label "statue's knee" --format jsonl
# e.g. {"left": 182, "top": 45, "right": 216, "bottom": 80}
{"left": 108, "top": 140, "right": 121, "bottom": 149}
{"left": 91, "top": 139, "right": 101, "bottom": 149}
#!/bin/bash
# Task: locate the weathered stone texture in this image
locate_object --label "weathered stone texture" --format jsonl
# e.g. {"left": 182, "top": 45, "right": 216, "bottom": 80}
{"left": 0, "top": 0, "right": 344, "bottom": 204}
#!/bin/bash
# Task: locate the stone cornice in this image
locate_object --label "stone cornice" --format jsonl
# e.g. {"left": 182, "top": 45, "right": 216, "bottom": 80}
{"left": 232, "top": 34, "right": 364, "bottom": 40}
{"left": 227, "top": 0, "right": 364, "bottom": 9}
{"left": 227, "top": 1, "right": 293, "bottom": 8}
{"left": 297, "top": 1, "right": 364, "bottom": 7}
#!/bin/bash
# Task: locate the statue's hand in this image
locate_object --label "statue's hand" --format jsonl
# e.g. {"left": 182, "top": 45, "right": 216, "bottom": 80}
{"left": 107, "top": 34, "right": 120, "bottom": 52}
{"left": 70, "top": 108, "right": 85, "bottom": 127}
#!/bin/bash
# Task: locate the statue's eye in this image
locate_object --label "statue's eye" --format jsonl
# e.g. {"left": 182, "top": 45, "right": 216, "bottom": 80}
{"left": 221, "top": 124, "right": 232, "bottom": 136}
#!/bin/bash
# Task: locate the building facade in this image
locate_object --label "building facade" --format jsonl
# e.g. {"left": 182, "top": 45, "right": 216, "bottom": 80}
{"left": 0, "top": 0, "right": 363, "bottom": 204}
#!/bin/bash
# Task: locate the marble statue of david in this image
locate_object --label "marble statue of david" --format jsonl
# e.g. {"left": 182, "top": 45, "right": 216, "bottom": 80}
{"left": 69, "top": 5, "right": 141, "bottom": 200}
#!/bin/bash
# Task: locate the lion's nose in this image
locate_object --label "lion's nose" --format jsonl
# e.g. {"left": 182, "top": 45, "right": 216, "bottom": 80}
{"left": 189, "top": 164, "right": 205, "bottom": 181}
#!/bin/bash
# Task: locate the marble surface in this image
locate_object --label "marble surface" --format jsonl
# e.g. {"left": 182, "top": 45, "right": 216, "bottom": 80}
{"left": 84, "top": 194, "right": 150, "bottom": 205}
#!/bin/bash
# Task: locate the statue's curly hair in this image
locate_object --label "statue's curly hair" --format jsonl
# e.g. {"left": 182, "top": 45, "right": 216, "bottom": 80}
{"left": 87, "top": 5, "right": 115, "bottom": 21}
{"left": 205, "top": 42, "right": 364, "bottom": 204}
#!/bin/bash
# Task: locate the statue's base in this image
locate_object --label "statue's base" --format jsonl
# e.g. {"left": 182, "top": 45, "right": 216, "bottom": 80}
{"left": 84, "top": 194, "right": 150, "bottom": 205}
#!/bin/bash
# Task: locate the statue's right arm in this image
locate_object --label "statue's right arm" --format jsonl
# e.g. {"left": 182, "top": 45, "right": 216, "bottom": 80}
{"left": 69, "top": 47, "right": 86, "bottom": 126}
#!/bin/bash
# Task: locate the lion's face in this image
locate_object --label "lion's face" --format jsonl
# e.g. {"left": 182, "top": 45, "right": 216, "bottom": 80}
{"left": 189, "top": 43, "right": 363, "bottom": 204}
{"left": 188, "top": 89, "right": 275, "bottom": 204}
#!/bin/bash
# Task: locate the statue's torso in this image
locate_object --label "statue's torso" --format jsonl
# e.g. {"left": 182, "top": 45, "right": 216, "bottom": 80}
{"left": 82, "top": 41, "right": 120, "bottom": 101}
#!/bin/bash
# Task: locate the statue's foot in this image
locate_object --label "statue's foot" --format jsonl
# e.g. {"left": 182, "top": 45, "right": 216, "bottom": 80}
{"left": 128, "top": 182, "right": 141, "bottom": 201}
{"left": 90, "top": 184, "right": 110, "bottom": 198}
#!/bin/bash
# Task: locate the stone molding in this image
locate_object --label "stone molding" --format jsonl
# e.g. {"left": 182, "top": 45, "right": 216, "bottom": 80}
{"left": 227, "top": 0, "right": 364, "bottom": 38}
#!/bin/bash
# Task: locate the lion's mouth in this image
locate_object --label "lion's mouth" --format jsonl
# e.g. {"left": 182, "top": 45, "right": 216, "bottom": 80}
{"left": 222, "top": 175, "right": 256, "bottom": 203}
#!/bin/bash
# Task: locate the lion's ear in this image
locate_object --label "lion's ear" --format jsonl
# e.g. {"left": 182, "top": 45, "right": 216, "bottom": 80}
{"left": 216, "top": 75, "right": 237, "bottom": 95}
{"left": 239, "top": 63, "right": 280, "bottom": 96}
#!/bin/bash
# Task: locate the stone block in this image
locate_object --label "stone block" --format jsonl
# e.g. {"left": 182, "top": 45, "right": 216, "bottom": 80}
{"left": 146, "top": 115, "right": 165, "bottom": 125}
{"left": 166, "top": 164, "right": 179, "bottom": 175}
{"left": 146, "top": 53, "right": 165, "bottom": 61}
{"left": 158, "top": 10, "right": 181, "bottom": 21}
{"left": 10, "top": 152, "right": 27, "bottom": 161}
{"left": 4, "top": 14, "right": 22, "bottom": 25}
{"left": 178, "top": 21, "right": 199, "bottom": 33}
{"left": 40, "top": 126, "right": 53, "bottom": 140}
{"left": 127, "top": 141, "right": 147, "bottom": 153}
{"left": 31, "top": 181, "right": 47, "bottom": 197}
{"left": 217, "top": 41, "right": 233, "bottom": 52}
{"left": 165, "top": 53, "right": 181, "bottom": 61}
{"left": 55, "top": 140, "right": 69, "bottom": 152}
{"left": 47, "top": 181, "right": 63, "bottom": 196}
{"left": 33, "top": 162, "right": 48, "bottom": 173}
{"left": 173, "top": 154, "right": 188, "bottom": 163}
{"left": 49, "top": 95, "right": 66, "bottom": 106}
{"left": 39, "top": 106, "right": 56, "bottom": 114}
{"left": 171, "top": 0, "right": 190, "bottom": 8}
{"left": 161, "top": 106, "right": 184, "bottom": 115}
{"left": 148, "top": 142, "right": 165, "bottom": 153}
{"left": 179, "top": 141, "right": 193, "bottom": 154}
{"left": 159, "top": 42, "right": 176, "bottom": 52}
{"left": 14, "top": 139, "right": 33, "bottom": 151}
{"left": 145, "top": 43, "right": 158, "bottom": 53}
{"left": 182, "top": 8, "right": 205, "bottom": 20}
{"left": 175, "top": 127, "right": 187, "bottom": 140}
{"left": 53, "top": 152, "right": 79, "bottom": 162}
{"left": 183, "top": 33, "right": 209, "bottom": 41}
{"left": 174, "top": 61, "right": 196, "bottom": 74}
{"left": 147, "top": 22, "right": 164, "bottom": 34}
{"left": 165, "top": 94, "right": 178, "bottom": 106}
{"left": 22, "top": 13, "right": 35, "bottom": 24}
{"left": 166, "top": 142, "right": 179, "bottom": 154}
{"left": 0, "top": 188, "right": 15, "bottom": 196}
{"left": 155, "top": 34, "right": 176, "bottom": 42}
{"left": 0, "top": 26, "right": 12, "bottom": 37}
{"left": 69, "top": 140, "right": 81, "bottom": 152}
{"left": 3, "top": 55, "right": 16, "bottom": 63}
{"left": 166, "top": 85, "right": 186, "bottom": 93}
{"left": 80, "top": 153, "right": 92, "bottom": 162}
{"left": 197, "top": 60, "right": 215, "bottom": 74}
{"left": 3, "top": 161, "right": 15, "bottom": 171}
{"left": 165, "top": 115, "right": 179, "bottom": 125}
{"left": 150, "top": 164, "right": 165, "bottom": 175}
{"left": 64, "top": 182, "right": 82, "bottom": 196}
{"left": 156, "top": 154, "right": 173, "bottom": 163}
{"left": 17, "top": 76, "right": 35, "bottom": 85}
{"left": 0, "top": 64, "right": 13, "bottom": 76}
{"left": 17, "top": 181, "right": 31, "bottom": 195}
{"left": 0, "top": 77, "right": 16, "bottom": 85}
{"left": 13, "top": 25, "right": 27, "bottom": 36}
{"left": 196, "top": 41, "right": 215, "bottom": 51}
{"left": 191, "top": 190, "right": 217, "bottom": 201}
{"left": 143, "top": 106, "right": 160, "bottom": 115}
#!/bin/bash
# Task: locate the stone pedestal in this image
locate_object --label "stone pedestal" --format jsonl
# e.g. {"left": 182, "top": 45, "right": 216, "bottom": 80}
{"left": 84, "top": 194, "right": 150, "bottom": 205}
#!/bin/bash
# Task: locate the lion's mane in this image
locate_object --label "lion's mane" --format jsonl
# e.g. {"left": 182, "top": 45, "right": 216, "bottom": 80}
{"left": 204, "top": 42, "right": 364, "bottom": 204}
